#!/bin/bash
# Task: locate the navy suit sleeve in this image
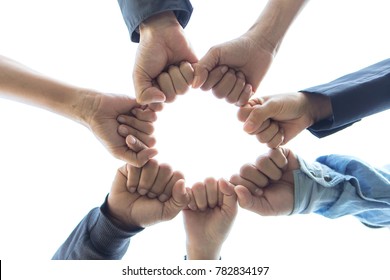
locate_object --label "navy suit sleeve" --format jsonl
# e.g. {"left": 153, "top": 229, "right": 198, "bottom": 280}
{"left": 117, "top": 0, "right": 193, "bottom": 43}
{"left": 301, "top": 59, "right": 390, "bottom": 138}
{"left": 52, "top": 197, "right": 143, "bottom": 260}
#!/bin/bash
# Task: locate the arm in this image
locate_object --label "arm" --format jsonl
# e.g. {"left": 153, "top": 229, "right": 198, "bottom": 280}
{"left": 293, "top": 154, "right": 390, "bottom": 228}
{"left": 301, "top": 58, "right": 390, "bottom": 137}
{"left": 53, "top": 156, "right": 190, "bottom": 260}
{"left": 117, "top": 0, "right": 193, "bottom": 43}
{"left": 193, "top": 0, "right": 308, "bottom": 92}
{"left": 0, "top": 55, "right": 157, "bottom": 166}
{"left": 183, "top": 178, "right": 237, "bottom": 260}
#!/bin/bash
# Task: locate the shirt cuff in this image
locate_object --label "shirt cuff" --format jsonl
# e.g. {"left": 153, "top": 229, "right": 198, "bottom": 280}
{"left": 117, "top": 0, "right": 193, "bottom": 43}
{"left": 90, "top": 197, "right": 144, "bottom": 256}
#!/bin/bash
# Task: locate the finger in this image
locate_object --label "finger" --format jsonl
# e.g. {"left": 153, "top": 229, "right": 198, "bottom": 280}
{"left": 136, "top": 86, "right": 166, "bottom": 104}
{"left": 159, "top": 171, "right": 185, "bottom": 202}
{"left": 122, "top": 135, "right": 158, "bottom": 168}
{"left": 167, "top": 179, "right": 190, "bottom": 213}
{"left": 212, "top": 69, "right": 236, "bottom": 99}
{"left": 236, "top": 84, "right": 253, "bottom": 107}
{"left": 218, "top": 178, "right": 237, "bottom": 209}
{"left": 200, "top": 65, "right": 228, "bottom": 91}
{"left": 186, "top": 187, "right": 197, "bottom": 211}
{"left": 230, "top": 174, "right": 263, "bottom": 196}
{"left": 268, "top": 147, "right": 288, "bottom": 169}
{"left": 126, "top": 164, "right": 141, "bottom": 193}
{"left": 117, "top": 115, "right": 154, "bottom": 135}
{"left": 180, "top": 61, "right": 195, "bottom": 85}
{"left": 129, "top": 108, "right": 157, "bottom": 122}
{"left": 237, "top": 104, "right": 254, "bottom": 122}
{"left": 193, "top": 48, "right": 221, "bottom": 88}
{"left": 255, "top": 121, "right": 279, "bottom": 143}
{"left": 118, "top": 124, "right": 156, "bottom": 147}
{"left": 138, "top": 159, "right": 159, "bottom": 195}
{"left": 266, "top": 128, "right": 285, "bottom": 149}
{"left": 147, "top": 163, "right": 173, "bottom": 199}
{"left": 234, "top": 185, "right": 257, "bottom": 212}
{"left": 239, "top": 163, "right": 269, "bottom": 188}
{"left": 191, "top": 182, "right": 208, "bottom": 211}
{"left": 204, "top": 177, "right": 218, "bottom": 208}
{"left": 243, "top": 103, "right": 275, "bottom": 134}
{"left": 156, "top": 72, "right": 176, "bottom": 103}
{"left": 226, "top": 72, "right": 245, "bottom": 104}
{"left": 168, "top": 65, "right": 189, "bottom": 95}
{"left": 255, "top": 154, "right": 283, "bottom": 181}
{"left": 148, "top": 102, "right": 164, "bottom": 112}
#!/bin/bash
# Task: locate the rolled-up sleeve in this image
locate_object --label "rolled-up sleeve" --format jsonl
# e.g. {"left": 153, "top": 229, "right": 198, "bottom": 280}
{"left": 292, "top": 155, "right": 390, "bottom": 228}
{"left": 117, "top": 0, "right": 193, "bottom": 42}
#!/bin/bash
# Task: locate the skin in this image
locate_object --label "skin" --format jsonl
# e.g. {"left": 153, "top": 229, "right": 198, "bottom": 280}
{"left": 183, "top": 178, "right": 238, "bottom": 260}
{"left": 134, "top": 11, "right": 198, "bottom": 105}
{"left": 0, "top": 55, "right": 158, "bottom": 167}
{"left": 230, "top": 147, "right": 299, "bottom": 216}
{"left": 237, "top": 92, "right": 332, "bottom": 148}
{"left": 193, "top": 0, "right": 308, "bottom": 95}
{"left": 107, "top": 159, "right": 190, "bottom": 230}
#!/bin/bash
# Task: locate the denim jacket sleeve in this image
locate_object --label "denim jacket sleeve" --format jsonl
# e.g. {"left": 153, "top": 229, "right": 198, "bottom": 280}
{"left": 117, "top": 0, "right": 193, "bottom": 42}
{"left": 52, "top": 196, "right": 144, "bottom": 260}
{"left": 300, "top": 59, "right": 390, "bottom": 138}
{"left": 291, "top": 154, "right": 390, "bottom": 228}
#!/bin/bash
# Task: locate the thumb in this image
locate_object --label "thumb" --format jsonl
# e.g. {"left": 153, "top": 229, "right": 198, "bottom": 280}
{"left": 234, "top": 185, "right": 255, "bottom": 211}
{"left": 137, "top": 87, "right": 166, "bottom": 105}
{"left": 192, "top": 48, "right": 221, "bottom": 88}
{"left": 164, "top": 179, "right": 190, "bottom": 220}
{"left": 218, "top": 178, "right": 237, "bottom": 210}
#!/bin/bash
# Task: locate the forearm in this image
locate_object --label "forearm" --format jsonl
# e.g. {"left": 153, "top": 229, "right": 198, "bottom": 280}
{"left": 53, "top": 199, "right": 143, "bottom": 260}
{"left": 247, "top": 0, "right": 308, "bottom": 54}
{"left": 302, "top": 58, "right": 390, "bottom": 137}
{"left": 0, "top": 55, "right": 97, "bottom": 126}
{"left": 186, "top": 242, "right": 221, "bottom": 260}
{"left": 292, "top": 155, "right": 390, "bottom": 227}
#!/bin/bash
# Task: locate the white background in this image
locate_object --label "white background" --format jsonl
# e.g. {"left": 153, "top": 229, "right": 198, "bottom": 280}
{"left": 0, "top": 0, "right": 389, "bottom": 279}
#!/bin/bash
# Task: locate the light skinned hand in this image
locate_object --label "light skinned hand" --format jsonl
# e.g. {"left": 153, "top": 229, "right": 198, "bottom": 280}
{"left": 193, "top": 34, "right": 273, "bottom": 97}
{"left": 237, "top": 92, "right": 332, "bottom": 147}
{"left": 230, "top": 147, "right": 299, "bottom": 216}
{"left": 134, "top": 11, "right": 198, "bottom": 105}
{"left": 107, "top": 162, "right": 190, "bottom": 229}
{"left": 156, "top": 61, "right": 194, "bottom": 102}
{"left": 86, "top": 92, "right": 158, "bottom": 167}
{"left": 183, "top": 178, "right": 237, "bottom": 260}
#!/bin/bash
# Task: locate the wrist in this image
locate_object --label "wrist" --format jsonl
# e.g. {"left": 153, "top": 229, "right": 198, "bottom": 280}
{"left": 186, "top": 241, "right": 222, "bottom": 260}
{"left": 139, "top": 11, "right": 181, "bottom": 35}
{"left": 71, "top": 89, "right": 102, "bottom": 127}
{"left": 301, "top": 92, "right": 333, "bottom": 125}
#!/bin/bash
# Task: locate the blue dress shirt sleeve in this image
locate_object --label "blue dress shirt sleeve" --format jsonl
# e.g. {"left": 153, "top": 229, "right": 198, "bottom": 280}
{"left": 52, "top": 197, "right": 144, "bottom": 260}
{"left": 301, "top": 59, "right": 390, "bottom": 137}
{"left": 292, "top": 155, "right": 390, "bottom": 228}
{"left": 117, "top": 0, "right": 193, "bottom": 42}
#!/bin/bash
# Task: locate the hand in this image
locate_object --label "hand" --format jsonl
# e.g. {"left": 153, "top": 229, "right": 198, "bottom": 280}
{"left": 156, "top": 61, "right": 194, "bottom": 102}
{"left": 107, "top": 161, "right": 190, "bottom": 229}
{"left": 183, "top": 178, "right": 237, "bottom": 260}
{"left": 237, "top": 92, "right": 332, "bottom": 147}
{"left": 193, "top": 33, "right": 273, "bottom": 96}
{"left": 199, "top": 65, "right": 253, "bottom": 106}
{"left": 134, "top": 11, "right": 198, "bottom": 104}
{"left": 85, "top": 91, "right": 158, "bottom": 167}
{"left": 230, "top": 147, "right": 299, "bottom": 216}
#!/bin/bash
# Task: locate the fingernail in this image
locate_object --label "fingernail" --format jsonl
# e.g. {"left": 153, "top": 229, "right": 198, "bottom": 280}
{"left": 118, "top": 125, "right": 129, "bottom": 135}
{"left": 117, "top": 116, "right": 126, "bottom": 123}
{"left": 221, "top": 66, "right": 228, "bottom": 74}
{"left": 255, "top": 188, "right": 263, "bottom": 196}
{"left": 192, "top": 76, "right": 200, "bottom": 88}
{"left": 138, "top": 189, "right": 148, "bottom": 196}
{"left": 159, "top": 194, "right": 168, "bottom": 202}
{"left": 151, "top": 94, "right": 166, "bottom": 103}
{"left": 129, "top": 187, "right": 136, "bottom": 193}
{"left": 243, "top": 121, "right": 254, "bottom": 132}
{"left": 131, "top": 109, "right": 138, "bottom": 115}
{"left": 127, "top": 135, "right": 136, "bottom": 145}
{"left": 147, "top": 192, "right": 157, "bottom": 199}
